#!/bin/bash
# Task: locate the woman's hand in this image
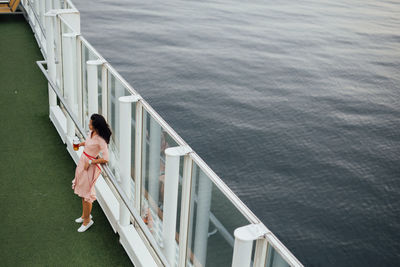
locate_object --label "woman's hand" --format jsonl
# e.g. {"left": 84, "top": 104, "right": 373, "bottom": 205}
{"left": 92, "top": 157, "right": 108, "bottom": 165}
{"left": 79, "top": 142, "right": 85, "bottom": 147}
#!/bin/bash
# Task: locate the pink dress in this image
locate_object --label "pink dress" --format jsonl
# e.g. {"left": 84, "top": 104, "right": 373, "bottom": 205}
{"left": 71, "top": 130, "right": 109, "bottom": 203}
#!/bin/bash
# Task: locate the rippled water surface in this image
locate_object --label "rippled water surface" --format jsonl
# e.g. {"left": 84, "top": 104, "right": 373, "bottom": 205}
{"left": 72, "top": 0, "right": 400, "bottom": 265}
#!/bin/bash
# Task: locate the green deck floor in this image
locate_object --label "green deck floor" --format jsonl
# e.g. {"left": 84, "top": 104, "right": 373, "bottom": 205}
{"left": 0, "top": 15, "right": 132, "bottom": 266}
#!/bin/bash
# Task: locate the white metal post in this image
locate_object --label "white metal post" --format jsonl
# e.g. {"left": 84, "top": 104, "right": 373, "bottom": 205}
{"left": 253, "top": 239, "right": 268, "bottom": 267}
{"left": 163, "top": 146, "right": 191, "bottom": 266}
{"left": 193, "top": 170, "right": 212, "bottom": 266}
{"left": 45, "top": 11, "right": 57, "bottom": 108}
{"left": 118, "top": 95, "right": 141, "bottom": 226}
{"left": 62, "top": 33, "right": 77, "bottom": 138}
{"left": 231, "top": 223, "right": 269, "bottom": 267}
{"left": 87, "top": 60, "right": 103, "bottom": 117}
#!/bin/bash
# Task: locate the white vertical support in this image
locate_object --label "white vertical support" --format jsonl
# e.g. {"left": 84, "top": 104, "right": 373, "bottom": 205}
{"left": 118, "top": 95, "right": 141, "bottom": 226}
{"left": 62, "top": 33, "right": 77, "bottom": 138}
{"left": 45, "top": 11, "right": 57, "bottom": 108}
{"left": 253, "top": 239, "right": 268, "bottom": 267}
{"left": 231, "top": 223, "right": 269, "bottom": 267}
{"left": 163, "top": 146, "right": 192, "bottom": 267}
{"left": 193, "top": 170, "right": 212, "bottom": 266}
{"left": 178, "top": 154, "right": 193, "bottom": 267}
{"left": 134, "top": 100, "right": 143, "bottom": 212}
{"left": 87, "top": 60, "right": 103, "bottom": 116}
{"left": 101, "top": 66, "right": 108, "bottom": 118}
{"left": 232, "top": 237, "right": 253, "bottom": 267}
{"left": 148, "top": 119, "right": 161, "bottom": 210}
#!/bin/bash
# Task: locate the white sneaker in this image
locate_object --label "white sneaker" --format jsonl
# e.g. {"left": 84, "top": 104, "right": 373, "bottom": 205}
{"left": 77, "top": 220, "right": 94, "bottom": 232}
{"left": 75, "top": 214, "right": 92, "bottom": 223}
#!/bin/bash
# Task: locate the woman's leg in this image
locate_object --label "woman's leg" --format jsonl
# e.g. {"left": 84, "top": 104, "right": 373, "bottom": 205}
{"left": 88, "top": 201, "right": 93, "bottom": 218}
{"left": 82, "top": 199, "right": 91, "bottom": 225}
{"left": 81, "top": 197, "right": 85, "bottom": 218}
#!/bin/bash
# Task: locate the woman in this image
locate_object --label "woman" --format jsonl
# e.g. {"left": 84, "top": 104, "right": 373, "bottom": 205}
{"left": 71, "top": 114, "right": 111, "bottom": 232}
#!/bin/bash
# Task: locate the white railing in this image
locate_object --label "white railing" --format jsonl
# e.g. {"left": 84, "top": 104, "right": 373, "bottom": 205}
{"left": 22, "top": 1, "right": 304, "bottom": 266}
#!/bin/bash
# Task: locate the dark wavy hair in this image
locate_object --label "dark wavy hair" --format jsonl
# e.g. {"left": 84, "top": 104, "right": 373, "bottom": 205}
{"left": 90, "top": 113, "right": 112, "bottom": 144}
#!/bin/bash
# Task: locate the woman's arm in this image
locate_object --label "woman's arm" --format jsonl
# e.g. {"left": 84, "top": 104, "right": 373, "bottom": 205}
{"left": 84, "top": 157, "right": 108, "bottom": 170}
{"left": 91, "top": 158, "right": 108, "bottom": 164}
{"left": 79, "top": 142, "right": 85, "bottom": 147}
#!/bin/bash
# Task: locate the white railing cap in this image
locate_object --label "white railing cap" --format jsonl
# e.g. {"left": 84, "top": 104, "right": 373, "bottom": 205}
{"left": 234, "top": 223, "right": 270, "bottom": 242}
{"left": 165, "top": 146, "right": 192, "bottom": 157}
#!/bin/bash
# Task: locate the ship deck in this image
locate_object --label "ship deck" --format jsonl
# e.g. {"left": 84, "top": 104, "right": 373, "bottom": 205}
{"left": 0, "top": 15, "right": 132, "bottom": 266}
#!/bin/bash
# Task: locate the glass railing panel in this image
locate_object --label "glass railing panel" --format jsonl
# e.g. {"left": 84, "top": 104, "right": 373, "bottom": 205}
{"left": 52, "top": 0, "right": 63, "bottom": 9}
{"left": 80, "top": 41, "right": 100, "bottom": 131}
{"left": 60, "top": 17, "right": 73, "bottom": 35}
{"left": 55, "top": 17, "right": 63, "bottom": 94}
{"left": 186, "top": 161, "right": 251, "bottom": 267}
{"left": 97, "top": 66, "right": 103, "bottom": 116}
{"left": 129, "top": 103, "right": 137, "bottom": 207}
{"left": 106, "top": 70, "right": 132, "bottom": 179}
{"left": 140, "top": 107, "right": 180, "bottom": 246}
{"left": 59, "top": 17, "right": 73, "bottom": 97}
{"left": 140, "top": 101, "right": 186, "bottom": 148}
{"left": 59, "top": 18, "right": 80, "bottom": 121}
{"left": 265, "top": 244, "right": 290, "bottom": 267}
{"left": 64, "top": 0, "right": 77, "bottom": 10}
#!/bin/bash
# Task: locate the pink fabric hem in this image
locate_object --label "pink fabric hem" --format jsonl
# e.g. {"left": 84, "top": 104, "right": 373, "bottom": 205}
{"left": 73, "top": 184, "right": 96, "bottom": 203}
{"left": 74, "top": 191, "right": 96, "bottom": 203}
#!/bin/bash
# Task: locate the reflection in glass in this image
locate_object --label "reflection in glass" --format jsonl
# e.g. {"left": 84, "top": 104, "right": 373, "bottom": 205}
{"left": 140, "top": 109, "right": 179, "bottom": 248}
{"left": 107, "top": 72, "right": 131, "bottom": 179}
{"left": 186, "top": 163, "right": 250, "bottom": 267}
{"left": 97, "top": 66, "right": 103, "bottom": 116}
{"left": 80, "top": 43, "right": 98, "bottom": 131}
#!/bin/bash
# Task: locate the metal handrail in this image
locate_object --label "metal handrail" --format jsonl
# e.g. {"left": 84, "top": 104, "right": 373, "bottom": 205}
{"left": 36, "top": 60, "right": 170, "bottom": 267}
